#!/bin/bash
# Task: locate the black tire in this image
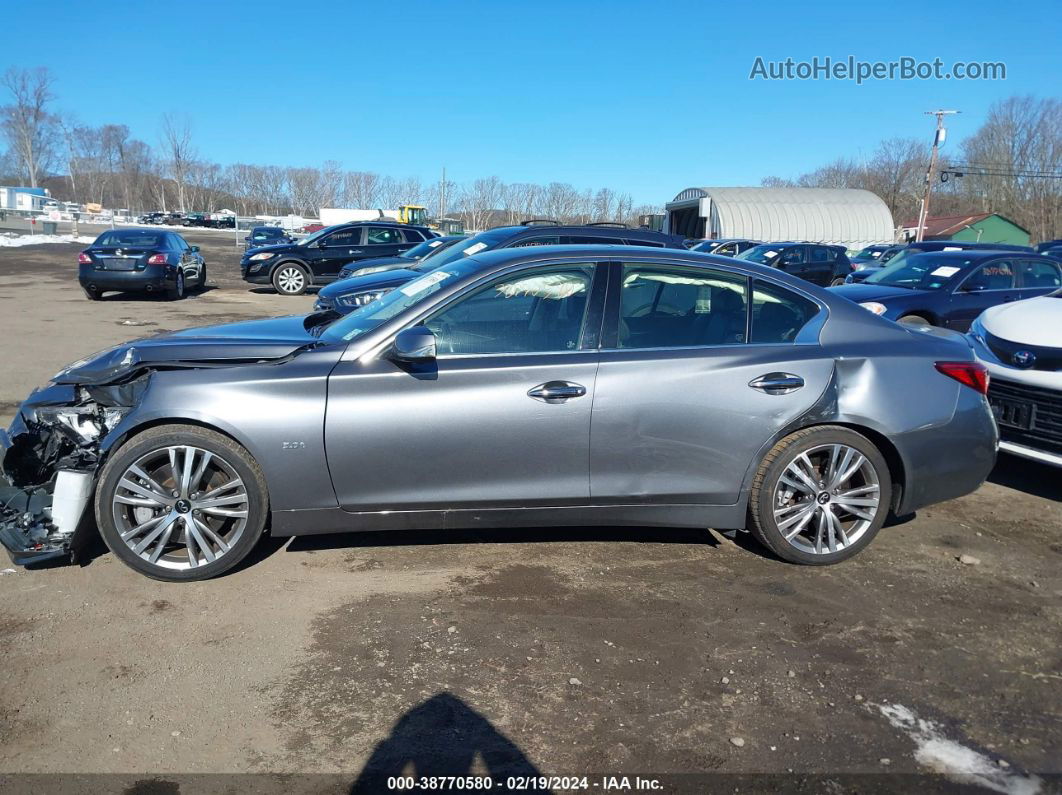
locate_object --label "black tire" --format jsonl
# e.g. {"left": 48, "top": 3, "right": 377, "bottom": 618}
{"left": 898, "top": 314, "right": 931, "bottom": 327}
{"left": 197, "top": 262, "right": 208, "bottom": 291}
{"left": 271, "top": 262, "right": 310, "bottom": 296}
{"left": 94, "top": 424, "right": 269, "bottom": 582}
{"left": 168, "top": 270, "right": 186, "bottom": 300}
{"left": 829, "top": 277, "right": 846, "bottom": 287}
{"left": 747, "top": 425, "right": 892, "bottom": 565}
{"left": 83, "top": 287, "right": 102, "bottom": 301}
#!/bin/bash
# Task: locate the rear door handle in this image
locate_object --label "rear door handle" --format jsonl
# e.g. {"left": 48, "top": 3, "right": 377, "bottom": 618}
{"left": 749, "top": 372, "right": 804, "bottom": 395}
{"left": 527, "top": 381, "right": 587, "bottom": 402}
{"left": 349, "top": 250, "right": 363, "bottom": 254}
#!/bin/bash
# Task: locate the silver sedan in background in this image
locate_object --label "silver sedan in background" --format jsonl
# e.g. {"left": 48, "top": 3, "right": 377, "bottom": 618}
{"left": 0, "top": 246, "right": 998, "bottom": 580}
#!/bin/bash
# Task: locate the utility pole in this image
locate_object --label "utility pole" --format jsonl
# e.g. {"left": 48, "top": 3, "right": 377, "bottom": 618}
{"left": 439, "top": 167, "right": 446, "bottom": 219}
{"left": 915, "top": 109, "right": 959, "bottom": 242}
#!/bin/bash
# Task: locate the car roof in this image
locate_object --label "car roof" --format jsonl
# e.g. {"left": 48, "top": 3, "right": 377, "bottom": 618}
{"left": 486, "top": 224, "right": 676, "bottom": 238}
{"left": 906, "top": 249, "right": 1026, "bottom": 261}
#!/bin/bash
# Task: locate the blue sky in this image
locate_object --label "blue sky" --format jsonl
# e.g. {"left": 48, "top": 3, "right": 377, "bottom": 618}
{"left": 2, "top": 0, "right": 1057, "bottom": 205}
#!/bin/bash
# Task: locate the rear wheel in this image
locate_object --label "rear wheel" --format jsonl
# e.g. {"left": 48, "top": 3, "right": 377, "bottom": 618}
{"left": 898, "top": 314, "right": 931, "bottom": 327}
{"left": 748, "top": 426, "right": 892, "bottom": 565}
{"left": 829, "top": 277, "right": 846, "bottom": 287}
{"left": 95, "top": 424, "right": 269, "bottom": 581}
{"left": 167, "top": 270, "right": 186, "bottom": 300}
{"left": 272, "top": 263, "right": 309, "bottom": 296}
{"left": 197, "top": 262, "right": 208, "bottom": 290}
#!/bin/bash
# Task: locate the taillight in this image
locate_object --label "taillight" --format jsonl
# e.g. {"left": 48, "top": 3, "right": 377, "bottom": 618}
{"left": 935, "top": 361, "right": 989, "bottom": 395}
{"left": 78, "top": 252, "right": 91, "bottom": 264}
{"left": 147, "top": 254, "right": 168, "bottom": 265}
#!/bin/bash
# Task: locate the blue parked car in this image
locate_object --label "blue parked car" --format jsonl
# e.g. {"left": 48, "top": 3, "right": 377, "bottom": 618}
{"left": 845, "top": 241, "right": 1034, "bottom": 284}
{"left": 830, "top": 250, "right": 1062, "bottom": 330}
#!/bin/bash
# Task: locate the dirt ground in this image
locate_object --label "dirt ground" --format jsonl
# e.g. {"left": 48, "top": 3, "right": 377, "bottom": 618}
{"left": 0, "top": 223, "right": 1058, "bottom": 793}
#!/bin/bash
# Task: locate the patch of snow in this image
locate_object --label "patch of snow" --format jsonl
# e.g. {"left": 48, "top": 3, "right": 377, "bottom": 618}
{"left": 0, "top": 233, "right": 95, "bottom": 247}
{"left": 877, "top": 703, "right": 1041, "bottom": 795}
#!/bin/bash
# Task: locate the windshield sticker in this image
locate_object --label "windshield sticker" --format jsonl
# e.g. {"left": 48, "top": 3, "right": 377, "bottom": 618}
{"left": 428, "top": 239, "right": 443, "bottom": 247}
{"left": 399, "top": 271, "right": 451, "bottom": 296}
{"left": 931, "top": 266, "right": 961, "bottom": 277}
{"left": 462, "top": 242, "right": 487, "bottom": 256}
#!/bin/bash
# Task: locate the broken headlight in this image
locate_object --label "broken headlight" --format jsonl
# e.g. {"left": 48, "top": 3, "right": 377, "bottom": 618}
{"left": 34, "top": 406, "right": 131, "bottom": 442}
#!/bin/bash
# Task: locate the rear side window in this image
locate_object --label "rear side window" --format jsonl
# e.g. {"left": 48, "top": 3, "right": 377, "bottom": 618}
{"left": 1018, "top": 259, "right": 1062, "bottom": 288}
{"left": 402, "top": 229, "right": 426, "bottom": 243}
{"left": 567, "top": 235, "right": 626, "bottom": 245}
{"left": 367, "top": 227, "right": 402, "bottom": 244}
{"left": 749, "top": 279, "right": 819, "bottom": 343}
{"left": 811, "top": 246, "right": 830, "bottom": 262}
{"left": 625, "top": 238, "right": 664, "bottom": 247}
{"left": 616, "top": 264, "right": 748, "bottom": 349}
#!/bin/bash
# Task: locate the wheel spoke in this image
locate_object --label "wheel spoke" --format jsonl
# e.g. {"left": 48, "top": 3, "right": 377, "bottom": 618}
{"left": 814, "top": 510, "right": 827, "bottom": 554}
{"left": 149, "top": 521, "right": 177, "bottom": 563}
{"left": 834, "top": 502, "right": 876, "bottom": 521}
{"left": 826, "top": 507, "right": 847, "bottom": 550}
{"left": 191, "top": 516, "right": 230, "bottom": 553}
{"left": 200, "top": 506, "right": 248, "bottom": 519}
{"left": 120, "top": 513, "right": 166, "bottom": 542}
{"left": 783, "top": 505, "right": 817, "bottom": 540}
{"left": 132, "top": 513, "right": 178, "bottom": 554}
{"left": 185, "top": 516, "right": 216, "bottom": 564}
{"left": 824, "top": 444, "right": 842, "bottom": 485}
{"left": 784, "top": 460, "right": 819, "bottom": 494}
{"left": 196, "top": 493, "right": 246, "bottom": 509}
{"left": 179, "top": 446, "right": 195, "bottom": 497}
{"left": 127, "top": 464, "right": 169, "bottom": 499}
{"left": 828, "top": 447, "right": 855, "bottom": 490}
{"left": 189, "top": 451, "right": 213, "bottom": 494}
{"left": 834, "top": 453, "right": 866, "bottom": 489}
{"left": 117, "top": 477, "right": 170, "bottom": 507}
{"left": 200, "top": 479, "right": 242, "bottom": 501}
{"left": 837, "top": 484, "right": 879, "bottom": 499}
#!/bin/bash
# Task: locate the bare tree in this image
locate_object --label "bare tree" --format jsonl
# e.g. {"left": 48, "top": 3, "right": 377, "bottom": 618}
{"left": 160, "top": 114, "right": 195, "bottom": 211}
{"left": 0, "top": 67, "right": 57, "bottom": 186}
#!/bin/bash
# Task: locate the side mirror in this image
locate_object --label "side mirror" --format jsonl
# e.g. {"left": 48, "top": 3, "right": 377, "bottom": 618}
{"left": 391, "top": 326, "right": 436, "bottom": 361}
{"left": 190, "top": 245, "right": 200, "bottom": 253}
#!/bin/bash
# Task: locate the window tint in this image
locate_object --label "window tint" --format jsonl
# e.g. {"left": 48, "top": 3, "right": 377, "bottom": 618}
{"left": 714, "top": 242, "right": 737, "bottom": 256}
{"left": 322, "top": 228, "right": 361, "bottom": 246}
{"left": 811, "top": 246, "right": 830, "bottom": 262}
{"left": 963, "top": 260, "right": 1015, "bottom": 291}
{"left": 617, "top": 264, "right": 747, "bottom": 349}
{"left": 367, "top": 227, "right": 402, "bottom": 245}
{"left": 749, "top": 280, "right": 819, "bottom": 344}
{"left": 424, "top": 266, "right": 594, "bottom": 355}
{"left": 566, "top": 235, "right": 625, "bottom": 245}
{"left": 510, "top": 235, "right": 562, "bottom": 247}
{"left": 626, "top": 238, "right": 664, "bottom": 247}
{"left": 94, "top": 230, "right": 166, "bottom": 247}
{"left": 779, "top": 247, "right": 805, "bottom": 267}
{"left": 402, "top": 229, "right": 425, "bottom": 243}
{"left": 1018, "top": 259, "right": 1062, "bottom": 288}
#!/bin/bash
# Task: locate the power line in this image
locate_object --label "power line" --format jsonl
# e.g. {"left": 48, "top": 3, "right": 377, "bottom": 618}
{"left": 941, "top": 163, "right": 1062, "bottom": 181}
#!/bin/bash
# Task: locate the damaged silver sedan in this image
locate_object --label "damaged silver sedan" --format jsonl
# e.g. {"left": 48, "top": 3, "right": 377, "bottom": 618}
{"left": 1, "top": 246, "right": 999, "bottom": 581}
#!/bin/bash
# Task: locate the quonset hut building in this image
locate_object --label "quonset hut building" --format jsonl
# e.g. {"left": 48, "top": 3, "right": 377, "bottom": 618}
{"left": 664, "top": 187, "right": 895, "bottom": 251}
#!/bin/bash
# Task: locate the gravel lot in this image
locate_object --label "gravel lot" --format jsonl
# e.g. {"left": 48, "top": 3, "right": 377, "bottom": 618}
{"left": 0, "top": 223, "right": 1058, "bottom": 792}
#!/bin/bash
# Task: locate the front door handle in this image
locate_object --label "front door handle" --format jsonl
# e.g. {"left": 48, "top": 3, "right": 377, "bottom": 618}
{"left": 749, "top": 372, "right": 804, "bottom": 395}
{"left": 349, "top": 249, "right": 363, "bottom": 254}
{"left": 527, "top": 381, "right": 587, "bottom": 403}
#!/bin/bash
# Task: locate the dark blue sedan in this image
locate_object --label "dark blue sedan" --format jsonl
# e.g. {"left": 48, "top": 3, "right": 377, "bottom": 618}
{"left": 829, "top": 250, "right": 1062, "bottom": 331}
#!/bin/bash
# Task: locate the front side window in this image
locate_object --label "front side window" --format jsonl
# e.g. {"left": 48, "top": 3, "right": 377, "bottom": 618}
{"left": 961, "top": 260, "right": 1015, "bottom": 291}
{"left": 366, "top": 227, "right": 402, "bottom": 245}
{"left": 616, "top": 264, "right": 747, "bottom": 349}
{"left": 779, "top": 247, "right": 805, "bottom": 268}
{"left": 424, "top": 266, "right": 595, "bottom": 355}
{"left": 1018, "top": 259, "right": 1062, "bottom": 288}
{"left": 511, "top": 235, "right": 562, "bottom": 247}
{"left": 749, "top": 279, "right": 820, "bottom": 343}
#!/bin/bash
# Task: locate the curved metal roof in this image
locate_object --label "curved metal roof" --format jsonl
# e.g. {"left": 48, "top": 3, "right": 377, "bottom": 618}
{"left": 669, "top": 187, "right": 895, "bottom": 246}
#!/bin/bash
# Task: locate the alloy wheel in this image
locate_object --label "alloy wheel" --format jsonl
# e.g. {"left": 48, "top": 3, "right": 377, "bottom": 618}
{"left": 111, "top": 445, "right": 249, "bottom": 570}
{"left": 771, "top": 443, "right": 881, "bottom": 555}
{"left": 276, "top": 266, "right": 305, "bottom": 294}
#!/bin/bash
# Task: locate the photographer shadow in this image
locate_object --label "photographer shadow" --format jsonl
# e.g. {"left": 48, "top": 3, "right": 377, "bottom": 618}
{"left": 351, "top": 692, "right": 548, "bottom": 794}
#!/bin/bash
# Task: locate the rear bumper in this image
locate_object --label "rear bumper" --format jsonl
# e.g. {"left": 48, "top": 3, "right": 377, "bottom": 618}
{"left": 79, "top": 266, "right": 171, "bottom": 292}
{"left": 893, "top": 389, "right": 999, "bottom": 514}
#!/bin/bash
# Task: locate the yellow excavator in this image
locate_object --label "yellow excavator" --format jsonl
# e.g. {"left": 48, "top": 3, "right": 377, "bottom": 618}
{"left": 397, "top": 205, "right": 464, "bottom": 235}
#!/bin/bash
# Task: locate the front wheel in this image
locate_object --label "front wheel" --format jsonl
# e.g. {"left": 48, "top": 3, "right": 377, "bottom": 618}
{"left": 94, "top": 424, "right": 269, "bottom": 581}
{"left": 747, "top": 426, "right": 892, "bottom": 565}
{"left": 272, "top": 263, "right": 309, "bottom": 296}
{"left": 898, "top": 314, "right": 931, "bottom": 327}
{"left": 197, "top": 262, "right": 208, "bottom": 291}
{"left": 829, "top": 277, "right": 846, "bottom": 287}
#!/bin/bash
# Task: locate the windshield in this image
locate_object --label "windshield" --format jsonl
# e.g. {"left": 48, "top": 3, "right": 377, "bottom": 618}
{"left": 409, "top": 237, "right": 468, "bottom": 271}
{"left": 864, "top": 253, "right": 978, "bottom": 290}
{"left": 691, "top": 241, "right": 718, "bottom": 253}
{"left": 735, "top": 244, "right": 783, "bottom": 265}
{"left": 853, "top": 246, "right": 885, "bottom": 260}
{"left": 399, "top": 230, "right": 509, "bottom": 273}
{"left": 320, "top": 256, "right": 485, "bottom": 344}
{"left": 94, "top": 231, "right": 166, "bottom": 247}
{"left": 296, "top": 224, "right": 342, "bottom": 246}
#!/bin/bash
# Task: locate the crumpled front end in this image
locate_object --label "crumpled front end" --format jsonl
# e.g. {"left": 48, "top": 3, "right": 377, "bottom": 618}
{"left": 0, "top": 378, "right": 146, "bottom": 565}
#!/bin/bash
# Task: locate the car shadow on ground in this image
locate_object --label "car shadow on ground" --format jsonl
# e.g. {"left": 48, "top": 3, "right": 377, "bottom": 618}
{"left": 989, "top": 453, "right": 1061, "bottom": 502}
{"left": 91, "top": 285, "right": 219, "bottom": 302}
{"left": 248, "top": 286, "right": 320, "bottom": 296}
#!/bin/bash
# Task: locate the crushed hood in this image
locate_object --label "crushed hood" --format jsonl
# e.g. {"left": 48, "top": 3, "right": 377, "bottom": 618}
{"left": 53, "top": 314, "right": 326, "bottom": 386}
